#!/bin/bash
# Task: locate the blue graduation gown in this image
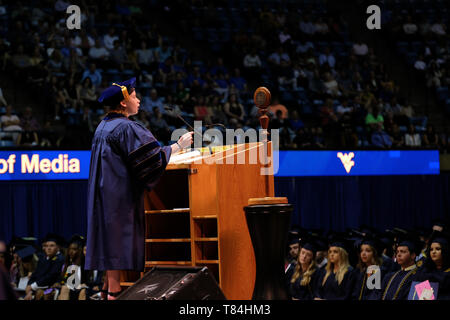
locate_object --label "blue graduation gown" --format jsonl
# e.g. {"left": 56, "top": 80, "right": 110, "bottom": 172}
{"left": 316, "top": 266, "right": 355, "bottom": 300}
{"left": 380, "top": 266, "right": 418, "bottom": 300}
{"left": 382, "top": 255, "right": 399, "bottom": 273}
{"left": 28, "top": 253, "right": 65, "bottom": 288}
{"left": 414, "top": 266, "right": 450, "bottom": 300}
{"left": 352, "top": 265, "right": 388, "bottom": 300}
{"left": 85, "top": 114, "right": 171, "bottom": 271}
{"left": 289, "top": 268, "right": 320, "bottom": 300}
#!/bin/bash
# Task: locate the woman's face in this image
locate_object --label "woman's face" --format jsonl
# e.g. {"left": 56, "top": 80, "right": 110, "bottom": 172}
{"left": 360, "top": 244, "right": 374, "bottom": 265}
{"left": 430, "top": 242, "right": 443, "bottom": 265}
{"left": 68, "top": 243, "right": 80, "bottom": 260}
{"left": 124, "top": 90, "right": 141, "bottom": 116}
{"left": 328, "top": 247, "right": 340, "bottom": 265}
{"left": 299, "top": 248, "right": 313, "bottom": 265}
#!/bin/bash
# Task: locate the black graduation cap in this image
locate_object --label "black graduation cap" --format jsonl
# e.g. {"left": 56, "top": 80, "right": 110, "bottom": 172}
{"left": 16, "top": 246, "right": 36, "bottom": 261}
{"left": 98, "top": 77, "right": 136, "bottom": 106}
{"left": 299, "top": 233, "right": 319, "bottom": 255}
{"left": 431, "top": 218, "right": 447, "bottom": 231}
{"left": 41, "top": 233, "right": 67, "bottom": 247}
{"left": 428, "top": 231, "right": 450, "bottom": 248}
{"left": 359, "top": 233, "right": 384, "bottom": 256}
{"left": 358, "top": 224, "right": 378, "bottom": 236}
{"left": 327, "top": 231, "right": 352, "bottom": 254}
{"left": 397, "top": 231, "right": 422, "bottom": 256}
{"left": 10, "top": 236, "right": 37, "bottom": 251}
{"left": 68, "top": 234, "right": 86, "bottom": 247}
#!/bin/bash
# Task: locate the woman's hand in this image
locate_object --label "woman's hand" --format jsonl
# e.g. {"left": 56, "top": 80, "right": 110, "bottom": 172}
{"left": 177, "top": 131, "right": 194, "bottom": 149}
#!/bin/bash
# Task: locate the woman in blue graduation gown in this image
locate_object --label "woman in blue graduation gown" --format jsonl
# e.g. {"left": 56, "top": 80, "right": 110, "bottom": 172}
{"left": 85, "top": 78, "right": 193, "bottom": 298}
{"left": 289, "top": 242, "right": 320, "bottom": 300}
{"left": 352, "top": 236, "right": 387, "bottom": 300}
{"left": 414, "top": 232, "right": 450, "bottom": 300}
{"left": 315, "top": 240, "right": 355, "bottom": 300}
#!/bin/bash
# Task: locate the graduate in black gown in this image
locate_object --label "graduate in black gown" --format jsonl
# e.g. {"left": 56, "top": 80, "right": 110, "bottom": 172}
{"left": 379, "top": 235, "right": 421, "bottom": 300}
{"left": 285, "top": 238, "right": 300, "bottom": 289}
{"left": 24, "top": 234, "right": 65, "bottom": 300}
{"left": 352, "top": 235, "right": 387, "bottom": 300}
{"left": 379, "top": 232, "right": 400, "bottom": 273}
{"left": 315, "top": 239, "right": 355, "bottom": 300}
{"left": 85, "top": 77, "right": 193, "bottom": 299}
{"left": 414, "top": 231, "right": 450, "bottom": 300}
{"left": 289, "top": 241, "right": 320, "bottom": 300}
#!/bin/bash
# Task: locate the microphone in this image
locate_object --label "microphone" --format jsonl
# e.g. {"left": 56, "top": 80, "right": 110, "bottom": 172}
{"left": 205, "top": 123, "right": 227, "bottom": 130}
{"left": 163, "top": 106, "right": 211, "bottom": 143}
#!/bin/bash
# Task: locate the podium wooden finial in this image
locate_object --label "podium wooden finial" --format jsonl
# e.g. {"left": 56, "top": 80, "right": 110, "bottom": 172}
{"left": 253, "top": 87, "right": 271, "bottom": 130}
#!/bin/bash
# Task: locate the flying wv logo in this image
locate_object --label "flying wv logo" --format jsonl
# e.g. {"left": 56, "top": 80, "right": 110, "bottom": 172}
{"left": 337, "top": 152, "right": 355, "bottom": 174}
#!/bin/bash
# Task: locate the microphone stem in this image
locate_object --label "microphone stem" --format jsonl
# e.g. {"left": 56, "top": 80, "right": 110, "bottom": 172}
{"left": 176, "top": 114, "right": 204, "bottom": 140}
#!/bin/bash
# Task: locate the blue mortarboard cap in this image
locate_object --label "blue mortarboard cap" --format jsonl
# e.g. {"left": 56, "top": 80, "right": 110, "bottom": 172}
{"left": 16, "top": 246, "right": 36, "bottom": 260}
{"left": 98, "top": 77, "right": 136, "bottom": 106}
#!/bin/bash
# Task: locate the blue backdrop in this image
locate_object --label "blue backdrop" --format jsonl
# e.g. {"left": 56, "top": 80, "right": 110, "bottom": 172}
{"left": 1, "top": 173, "right": 449, "bottom": 244}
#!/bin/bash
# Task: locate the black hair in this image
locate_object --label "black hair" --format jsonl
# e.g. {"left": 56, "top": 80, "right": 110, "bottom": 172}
{"left": 424, "top": 240, "right": 450, "bottom": 271}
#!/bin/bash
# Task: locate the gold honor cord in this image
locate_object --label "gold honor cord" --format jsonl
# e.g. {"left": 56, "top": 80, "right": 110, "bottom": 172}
{"left": 382, "top": 268, "right": 417, "bottom": 300}
{"left": 112, "top": 83, "right": 130, "bottom": 101}
{"left": 358, "top": 272, "right": 368, "bottom": 300}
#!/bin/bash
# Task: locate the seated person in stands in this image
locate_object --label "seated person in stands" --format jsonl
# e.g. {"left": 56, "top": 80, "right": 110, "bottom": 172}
{"left": 224, "top": 94, "right": 245, "bottom": 128}
{"left": 24, "top": 234, "right": 65, "bottom": 300}
{"left": 371, "top": 123, "right": 392, "bottom": 149}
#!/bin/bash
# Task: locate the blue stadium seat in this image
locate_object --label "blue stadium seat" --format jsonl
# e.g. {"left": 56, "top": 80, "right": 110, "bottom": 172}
{"left": 0, "top": 140, "right": 15, "bottom": 147}
{"left": 301, "top": 103, "right": 313, "bottom": 115}
{"left": 436, "top": 86, "right": 449, "bottom": 101}
{"left": 281, "top": 91, "right": 295, "bottom": 104}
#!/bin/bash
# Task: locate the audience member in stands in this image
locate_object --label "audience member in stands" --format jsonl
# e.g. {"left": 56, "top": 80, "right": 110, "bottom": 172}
{"left": 405, "top": 124, "right": 422, "bottom": 147}
{"left": 371, "top": 123, "right": 393, "bottom": 149}
{"left": 365, "top": 106, "right": 384, "bottom": 131}
{"left": 0, "top": 105, "right": 22, "bottom": 143}
{"left": 423, "top": 124, "right": 439, "bottom": 148}
{"left": 223, "top": 94, "right": 245, "bottom": 128}
{"left": 388, "top": 123, "right": 405, "bottom": 148}
{"left": 81, "top": 63, "right": 102, "bottom": 87}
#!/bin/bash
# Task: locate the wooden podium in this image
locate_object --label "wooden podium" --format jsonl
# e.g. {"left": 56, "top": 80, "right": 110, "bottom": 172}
{"left": 120, "top": 142, "right": 275, "bottom": 300}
